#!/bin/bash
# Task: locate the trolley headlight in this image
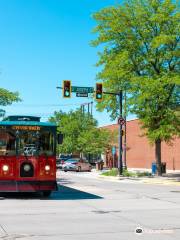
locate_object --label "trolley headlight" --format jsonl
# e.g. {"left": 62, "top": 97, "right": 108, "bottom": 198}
{"left": 45, "top": 165, "right": 50, "bottom": 171}
{"left": 23, "top": 164, "right": 31, "bottom": 172}
{"left": 2, "top": 165, "right": 9, "bottom": 171}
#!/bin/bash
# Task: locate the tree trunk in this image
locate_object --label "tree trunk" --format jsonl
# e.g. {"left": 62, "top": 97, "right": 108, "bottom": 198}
{"left": 155, "top": 139, "right": 162, "bottom": 176}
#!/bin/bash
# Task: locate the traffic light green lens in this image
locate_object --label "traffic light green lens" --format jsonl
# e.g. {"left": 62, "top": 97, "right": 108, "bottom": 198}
{"left": 65, "top": 91, "right": 70, "bottom": 96}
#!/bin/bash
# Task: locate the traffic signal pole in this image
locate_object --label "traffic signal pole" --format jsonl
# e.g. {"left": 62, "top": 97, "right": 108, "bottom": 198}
{"left": 118, "top": 90, "right": 123, "bottom": 176}
{"left": 103, "top": 90, "right": 123, "bottom": 176}
{"left": 57, "top": 83, "right": 124, "bottom": 175}
{"left": 124, "top": 91, "right": 127, "bottom": 169}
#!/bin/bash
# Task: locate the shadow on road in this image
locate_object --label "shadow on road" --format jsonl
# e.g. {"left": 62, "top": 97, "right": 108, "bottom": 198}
{"left": 0, "top": 184, "right": 103, "bottom": 201}
{"left": 51, "top": 184, "right": 103, "bottom": 200}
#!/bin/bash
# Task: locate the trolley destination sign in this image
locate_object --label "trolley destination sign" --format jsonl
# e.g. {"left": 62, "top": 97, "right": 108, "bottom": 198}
{"left": 71, "top": 86, "right": 94, "bottom": 94}
{"left": 11, "top": 125, "right": 41, "bottom": 131}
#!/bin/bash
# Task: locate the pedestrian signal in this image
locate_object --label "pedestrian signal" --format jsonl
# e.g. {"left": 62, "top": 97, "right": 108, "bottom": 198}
{"left": 95, "top": 83, "right": 103, "bottom": 101}
{"left": 63, "top": 80, "right": 71, "bottom": 98}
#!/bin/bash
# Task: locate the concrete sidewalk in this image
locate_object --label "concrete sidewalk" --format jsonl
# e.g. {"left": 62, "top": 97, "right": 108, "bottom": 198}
{"left": 102, "top": 170, "right": 180, "bottom": 186}
{"left": 57, "top": 169, "right": 180, "bottom": 186}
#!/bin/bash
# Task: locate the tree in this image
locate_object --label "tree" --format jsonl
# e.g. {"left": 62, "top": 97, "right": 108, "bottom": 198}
{"left": 0, "top": 88, "right": 21, "bottom": 116}
{"left": 0, "top": 88, "right": 20, "bottom": 106}
{"left": 77, "top": 127, "right": 111, "bottom": 155}
{"left": 49, "top": 109, "right": 111, "bottom": 157}
{"left": 92, "top": 0, "right": 180, "bottom": 175}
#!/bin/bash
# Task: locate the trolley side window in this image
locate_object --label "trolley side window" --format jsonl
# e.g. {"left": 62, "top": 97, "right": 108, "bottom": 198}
{"left": 0, "top": 129, "right": 16, "bottom": 156}
{"left": 39, "top": 130, "right": 54, "bottom": 156}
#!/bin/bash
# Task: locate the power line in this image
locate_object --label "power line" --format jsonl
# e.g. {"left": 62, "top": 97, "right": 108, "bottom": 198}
{"left": 4, "top": 101, "right": 94, "bottom": 117}
{"left": 6, "top": 103, "right": 85, "bottom": 108}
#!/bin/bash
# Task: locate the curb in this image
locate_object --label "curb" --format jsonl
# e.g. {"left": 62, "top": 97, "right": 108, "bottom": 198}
{"left": 57, "top": 170, "right": 180, "bottom": 186}
{"left": 98, "top": 174, "right": 180, "bottom": 186}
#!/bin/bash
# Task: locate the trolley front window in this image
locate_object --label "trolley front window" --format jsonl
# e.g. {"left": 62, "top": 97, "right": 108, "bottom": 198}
{"left": 0, "top": 127, "right": 55, "bottom": 156}
{"left": 18, "top": 130, "right": 55, "bottom": 156}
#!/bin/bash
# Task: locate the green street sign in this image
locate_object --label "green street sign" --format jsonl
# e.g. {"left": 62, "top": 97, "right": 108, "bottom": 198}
{"left": 71, "top": 86, "right": 94, "bottom": 93}
{"left": 76, "top": 92, "right": 88, "bottom": 97}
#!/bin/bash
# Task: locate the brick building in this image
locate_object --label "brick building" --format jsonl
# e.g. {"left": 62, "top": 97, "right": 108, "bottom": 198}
{"left": 102, "top": 119, "right": 180, "bottom": 170}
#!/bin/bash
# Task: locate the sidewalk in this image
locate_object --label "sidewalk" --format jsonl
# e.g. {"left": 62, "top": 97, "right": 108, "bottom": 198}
{"left": 57, "top": 169, "right": 180, "bottom": 186}
{"left": 88, "top": 169, "right": 180, "bottom": 186}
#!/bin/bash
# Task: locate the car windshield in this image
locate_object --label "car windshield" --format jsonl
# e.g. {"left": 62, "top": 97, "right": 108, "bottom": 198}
{"left": 65, "top": 159, "right": 78, "bottom": 163}
{"left": 61, "top": 156, "right": 70, "bottom": 159}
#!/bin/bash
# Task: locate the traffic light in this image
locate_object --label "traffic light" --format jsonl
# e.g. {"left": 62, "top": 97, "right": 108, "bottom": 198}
{"left": 63, "top": 80, "right": 71, "bottom": 98}
{"left": 95, "top": 83, "right": 103, "bottom": 101}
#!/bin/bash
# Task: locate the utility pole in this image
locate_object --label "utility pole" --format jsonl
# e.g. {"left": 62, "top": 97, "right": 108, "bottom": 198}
{"left": 81, "top": 102, "right": 93, "bottom": 116}
{"left": 90, "top": 101, "right": 93, "bottom": 117}
{"left": 82, "top": 104, "right": 85, "bottom": 115}
{"left": 80, "top": 101, "right": 93, "bottom": 163}
{"left": 87, "top": 102, "right": 90, "bottom": 116}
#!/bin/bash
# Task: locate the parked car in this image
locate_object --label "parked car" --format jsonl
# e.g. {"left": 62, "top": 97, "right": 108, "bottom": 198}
{"left": 62, "top": 158, "right": 92, "bottom": 172}
{"left": 56, "top": 154, "right": 72, "bottom": 169}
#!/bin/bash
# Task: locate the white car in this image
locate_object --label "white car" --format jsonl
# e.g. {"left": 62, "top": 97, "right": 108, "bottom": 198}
{"left": 62, "top": 159, "right": 92, "bottom": 172}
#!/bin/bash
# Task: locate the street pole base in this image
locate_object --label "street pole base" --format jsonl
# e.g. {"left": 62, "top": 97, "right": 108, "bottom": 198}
{"left": 117, "top": 175, "right": 124, "bottom": 180}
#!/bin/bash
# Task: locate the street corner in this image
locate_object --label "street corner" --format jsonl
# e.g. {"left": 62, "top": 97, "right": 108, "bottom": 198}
{"left": 141, "top": 177, "right": 180, "bottom": 186}
{"left": 98, "top": 174, "right": 120, "bottom": 182}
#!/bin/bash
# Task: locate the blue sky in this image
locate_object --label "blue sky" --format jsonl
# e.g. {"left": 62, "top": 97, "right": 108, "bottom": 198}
{"left": 0, "top": 0, "right": 133, "bottom": 126}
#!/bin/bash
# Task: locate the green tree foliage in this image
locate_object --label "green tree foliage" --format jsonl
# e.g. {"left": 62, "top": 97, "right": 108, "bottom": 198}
{"left": 0, "top": 88, "right": 21, "bottom": 117}
{"left": 49, "top": 109, "right": 111, "bottom": 155}
{"left": 0, "top": 88, "right": 21, "bottom": 106}
{"left": 92, "top": 0, "right": 180, "bottom": 175}
{"left": 77, "top": 128, "right": 111, "bottom": 155}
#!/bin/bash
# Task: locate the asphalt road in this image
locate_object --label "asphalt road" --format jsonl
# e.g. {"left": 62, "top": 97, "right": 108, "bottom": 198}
{"left": 0, "top": 170, "right": 180, "bottom": 240}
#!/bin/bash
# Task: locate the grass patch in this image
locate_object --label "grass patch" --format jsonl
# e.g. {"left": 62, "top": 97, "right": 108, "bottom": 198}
{"left": 101, "top": 169, "right": 152, "bottom": 177}
{"left": 123, "top": 170, "right": 136, "bottom": 177}
{"left": 102, "top": 168, "right": 118, "bottom": 176}
{"left": 136, "top": 171, "right": 152, "bottom": 177}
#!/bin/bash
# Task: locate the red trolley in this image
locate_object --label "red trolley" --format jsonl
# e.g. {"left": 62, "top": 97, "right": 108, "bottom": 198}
{"left": 0, "top": 115, "right": 59, "bottom": 197}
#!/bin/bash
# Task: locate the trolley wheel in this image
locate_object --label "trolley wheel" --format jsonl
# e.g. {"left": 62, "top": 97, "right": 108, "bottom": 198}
{"left": 42, "top": 191, "right": 52, "bottom": 197}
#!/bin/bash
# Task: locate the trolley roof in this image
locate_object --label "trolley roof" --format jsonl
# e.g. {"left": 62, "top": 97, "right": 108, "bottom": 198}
{"left": 0, "top": 115, "right": 56, "bottom": 127}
